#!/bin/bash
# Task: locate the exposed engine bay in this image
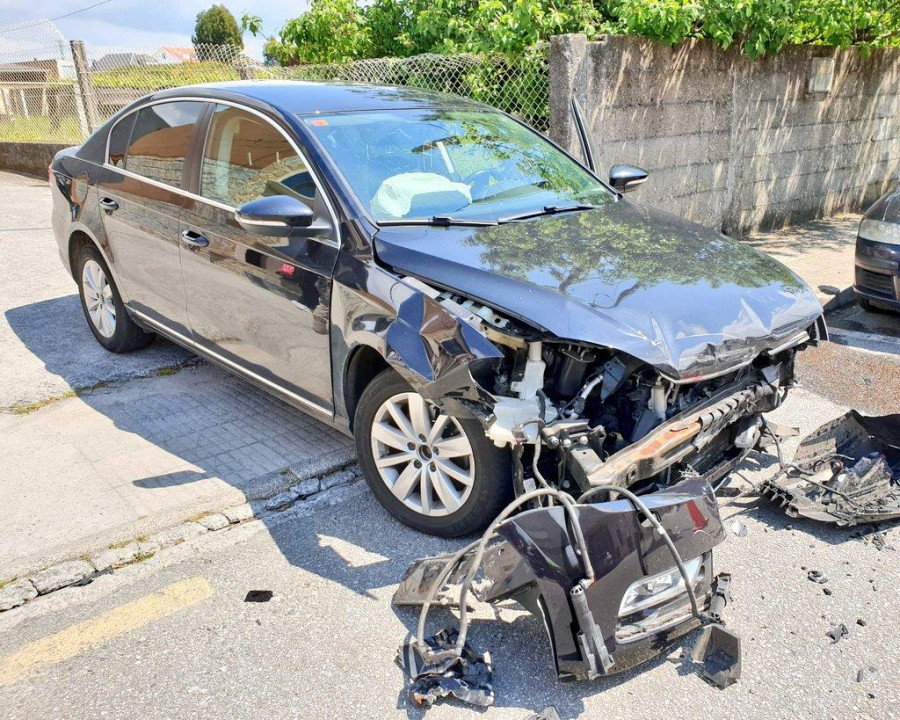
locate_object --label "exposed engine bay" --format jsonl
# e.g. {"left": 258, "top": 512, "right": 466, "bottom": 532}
{"left": 412, "top": 279, "right": 824, "bottom": 498}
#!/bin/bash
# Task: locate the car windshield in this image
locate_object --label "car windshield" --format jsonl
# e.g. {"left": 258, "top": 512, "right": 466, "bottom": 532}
{"left": 301, "top": 109, "right": 612, "bottom": 223}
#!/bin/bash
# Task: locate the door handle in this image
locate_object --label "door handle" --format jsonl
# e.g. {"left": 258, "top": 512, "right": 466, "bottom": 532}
{"left": 180, "top": 229, "right": 209, "bottom": 248}
{"left": 99, "top": 197, "right": 119, "bottom": 213}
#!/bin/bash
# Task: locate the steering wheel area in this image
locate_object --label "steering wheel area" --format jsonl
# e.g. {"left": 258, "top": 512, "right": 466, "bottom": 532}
{"left": 465, "top": 162, "right": 520, "bottom": 201}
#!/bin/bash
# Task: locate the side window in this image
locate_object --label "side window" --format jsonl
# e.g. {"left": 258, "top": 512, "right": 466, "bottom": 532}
{"left": 200, "top": 104, "right": 315, "bottom": 208}
{"left": 124, "top": 101, "right": 205, "bottom": 188}
{"left": 107, "top": 112, "right": 136, "bottom": 168}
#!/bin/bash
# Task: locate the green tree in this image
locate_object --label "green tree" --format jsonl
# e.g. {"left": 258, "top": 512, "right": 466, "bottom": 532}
{"left": 192, "top": 4, "right": 244, "bottom": 58}
{"left": 266, "top": 0, "right": 608, "bottom": 62}
{"left": 274, "top": 0, "right": 372, "bottom": 64}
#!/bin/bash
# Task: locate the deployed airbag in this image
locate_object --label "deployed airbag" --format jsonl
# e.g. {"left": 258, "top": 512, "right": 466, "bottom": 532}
{"left": 371, "top": 172, "right": 471, "bottom": 219}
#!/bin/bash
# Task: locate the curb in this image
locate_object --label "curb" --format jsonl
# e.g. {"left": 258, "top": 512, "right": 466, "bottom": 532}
{"left": 0, "top": 455, "right": 361, "bottom": 614}
{"left": 821, "top": 285, "right": 855, "bottom": 314}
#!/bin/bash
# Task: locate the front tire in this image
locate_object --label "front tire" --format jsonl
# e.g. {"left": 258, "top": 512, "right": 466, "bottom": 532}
{"left": 354, "top": 370, "right": 512, "bottom": 537}
{"left": 76, "top": 244, "right": 154, "bottom": 353}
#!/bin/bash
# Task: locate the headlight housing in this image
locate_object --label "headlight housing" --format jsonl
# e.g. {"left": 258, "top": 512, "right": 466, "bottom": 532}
{"left": 859, "top": 218, "right": 900, "bottom": 246}
{"left": 615, "top": 554, "right": 709, "bottom": 643}
{"left": 619, "top": 556, "right": 704, "bottom": 616}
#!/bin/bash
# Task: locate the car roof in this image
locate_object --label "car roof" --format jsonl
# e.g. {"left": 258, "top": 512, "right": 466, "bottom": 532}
{"left": 151, "top": 80, "right": 490, "bottom": 116}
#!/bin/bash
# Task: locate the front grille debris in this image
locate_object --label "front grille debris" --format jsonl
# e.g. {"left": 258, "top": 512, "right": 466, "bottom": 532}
{"left": 762, "top": 411, "right": 900, "bottom": 525}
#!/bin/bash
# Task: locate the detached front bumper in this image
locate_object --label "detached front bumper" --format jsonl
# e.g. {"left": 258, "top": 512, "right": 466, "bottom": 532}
{"left": 395, "top": 477, "right": 726, "bottom": 682}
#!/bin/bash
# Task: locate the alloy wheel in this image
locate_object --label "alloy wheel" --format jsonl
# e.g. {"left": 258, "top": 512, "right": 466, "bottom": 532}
{"left": 81, "top": 259, "right": 117, "bottom": 338}
{"left": 370, "top": 392, "right": 475, "bottom": 517}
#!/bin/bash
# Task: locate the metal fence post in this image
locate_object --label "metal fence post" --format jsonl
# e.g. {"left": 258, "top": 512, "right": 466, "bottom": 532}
{"left": 70, "top": 40, "right": 99, "bottom": 135}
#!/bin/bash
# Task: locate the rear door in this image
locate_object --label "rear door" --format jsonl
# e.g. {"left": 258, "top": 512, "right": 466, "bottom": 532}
{"left": 178, "top": 103, "right": 339, "bottom": 410}
{"left": 97, "top": 100, "right": 206, "bottom": 335}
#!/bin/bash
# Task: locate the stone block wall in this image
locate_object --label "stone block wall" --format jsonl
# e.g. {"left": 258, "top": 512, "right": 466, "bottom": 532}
{"left": 549, "top": 34, "right": 900, "bottom": 235}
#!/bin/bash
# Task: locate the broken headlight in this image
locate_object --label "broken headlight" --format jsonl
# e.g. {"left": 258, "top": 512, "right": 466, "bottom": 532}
{"left": 619, "top": 555, "right": 704, "bottom": 617}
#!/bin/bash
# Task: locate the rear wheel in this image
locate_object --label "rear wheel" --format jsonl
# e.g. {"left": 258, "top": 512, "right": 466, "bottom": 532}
{"left": 354, "top": 369, "right": 512, "bottom": 536}
{"left": 76, "top": 244, "right": 154, "bottom": 353}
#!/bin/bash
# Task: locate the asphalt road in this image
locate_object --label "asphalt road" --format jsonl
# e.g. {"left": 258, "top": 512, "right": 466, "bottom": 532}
{"left": 1, "top": 392, "right": 897, "bottom": 720}
{"left": 1, "top": 171, "right": 899, "bottom": 719}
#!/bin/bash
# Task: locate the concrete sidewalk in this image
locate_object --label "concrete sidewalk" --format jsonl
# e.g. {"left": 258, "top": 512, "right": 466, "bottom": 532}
{"left": 743, "top": 213, "right": 861, "bottom": 306}
{"left": 0, "top": 171, "right": 352, "bottom": 580}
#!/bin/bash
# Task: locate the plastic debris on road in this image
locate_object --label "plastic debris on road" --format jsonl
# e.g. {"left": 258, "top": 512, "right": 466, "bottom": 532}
{"left": 397, "top": 629, "right": 494, "bottom": 708}
{"left": 763, "top": 411, "right": 900, "bottom": 525}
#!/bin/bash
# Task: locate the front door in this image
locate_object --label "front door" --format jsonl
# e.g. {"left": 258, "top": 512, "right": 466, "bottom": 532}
{"left": 179, "top": 103, "right": 338, "bottom": 409}
{"left": 96, "top": 100, "right": 206, "bottom": 335}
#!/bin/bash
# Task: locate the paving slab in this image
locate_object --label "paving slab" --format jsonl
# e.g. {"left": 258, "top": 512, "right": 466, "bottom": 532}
{"left": 744, "top": 213, "right": 861, "bottom": 306}
{"left": 0, "top": 365, "right": 352, "bottom": 579}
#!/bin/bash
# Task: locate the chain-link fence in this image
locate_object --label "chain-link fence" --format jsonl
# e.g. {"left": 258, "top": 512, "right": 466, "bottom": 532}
{"left": 0, "top": 19, "right": 88, "bottom": 143}
{"left": 0, "top": 23, "right": 549, "bottom": 145}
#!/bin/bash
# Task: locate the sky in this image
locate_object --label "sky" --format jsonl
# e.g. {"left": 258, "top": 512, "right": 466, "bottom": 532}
{"left": 0, "top": 0, "right": 306, "bottom": 59}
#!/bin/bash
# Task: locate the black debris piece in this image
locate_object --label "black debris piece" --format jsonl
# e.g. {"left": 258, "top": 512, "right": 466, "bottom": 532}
{"left": 691, "top": 624, "right": 742, "bottom": 689}
{"left": 823, "top": 587, "right": 833, "bottom": 596}
{"left": 398, "top": 629, "right": 494, "bottom": 708}
{"left": 807, "top": 570, "right": 828, "bottom": 584}
{"left": 244, "top": 590, "right": 273, "bottom": 602}
{"left": 763, "top": 411, "right": 900, "bottom": 526}
{"left": 394, "top": 478, "right": 728, "bottom": 685}
{"left": 826, "top": 623, "right": 850, "bottom": 643}
{"left": 857, "top": 618, "right": 868, "bottom": 627}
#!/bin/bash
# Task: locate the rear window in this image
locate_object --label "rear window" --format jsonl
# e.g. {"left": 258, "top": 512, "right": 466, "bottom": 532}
{"left": 124, "top": 101, "right": 205, "bottom": 188}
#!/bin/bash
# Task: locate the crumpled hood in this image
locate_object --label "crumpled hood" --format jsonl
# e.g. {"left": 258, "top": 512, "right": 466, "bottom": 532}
{"left": 374, "top": 199, "right": 823, "bottom": 381}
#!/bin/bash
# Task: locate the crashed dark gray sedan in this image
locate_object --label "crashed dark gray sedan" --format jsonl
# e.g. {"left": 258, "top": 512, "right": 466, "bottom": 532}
{"left": 51, "top": 80, "right": 825, "bottom": 542}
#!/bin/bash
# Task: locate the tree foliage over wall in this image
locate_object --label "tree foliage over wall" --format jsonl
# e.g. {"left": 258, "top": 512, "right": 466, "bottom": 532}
{"left": 614, "top": 0, "right": 900, "bottom": 58}
{"left": 252, "top": 0, "right": 900, "bottom": 64}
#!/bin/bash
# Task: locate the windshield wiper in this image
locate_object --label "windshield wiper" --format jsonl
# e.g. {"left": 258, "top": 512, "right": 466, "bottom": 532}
{"left": 499, "top": 204, "right": 596, "bottom": 223}
{"left": 377, "top": 215, "right": 498, "bottom": 227}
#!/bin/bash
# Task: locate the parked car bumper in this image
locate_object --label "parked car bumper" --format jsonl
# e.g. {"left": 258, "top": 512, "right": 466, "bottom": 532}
{"left": 854, "top": 237, "right": 900, "bottom": 311}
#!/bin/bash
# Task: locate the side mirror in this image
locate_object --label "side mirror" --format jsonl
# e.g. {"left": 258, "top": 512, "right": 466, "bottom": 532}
{"left": 609, "top": 164, "right": 649, "bottom": 194}
{"left": 235, "top": 195, "right": 318, "bottom": 237}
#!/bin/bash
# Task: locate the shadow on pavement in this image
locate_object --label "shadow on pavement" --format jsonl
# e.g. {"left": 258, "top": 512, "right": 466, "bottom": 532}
{"left": 744, "top": 216, "right": 859, "bottom": 256}
{"left": 4, "top": 295, "right": 191, "bottom": 395}
{"left": 3, "top": 293, "right": 352, "bottom": 574}
{"left": 827, "top": 302, "right": 900, "bottom": 339}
